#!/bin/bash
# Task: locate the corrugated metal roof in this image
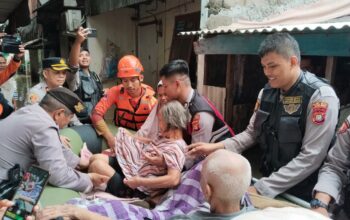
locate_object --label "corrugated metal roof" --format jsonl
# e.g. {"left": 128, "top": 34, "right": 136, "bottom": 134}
{"left": 179, "top": 21, "right": 350, "bottom": 36}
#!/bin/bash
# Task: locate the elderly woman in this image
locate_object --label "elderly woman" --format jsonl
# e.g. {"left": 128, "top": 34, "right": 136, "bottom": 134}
{"left": 89, "top": 100, "right": 189, "bottom": 198}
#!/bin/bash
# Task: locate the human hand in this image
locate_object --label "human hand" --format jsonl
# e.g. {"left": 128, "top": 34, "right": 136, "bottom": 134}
{"left": 15, "top": 44, "right": 25, "bottom": 59}
{"left": 123, "top": 176, "right": 141, "bottom": 189}
{"left": 187, "top": 142, "right": 223, "bottom": 158}
{"left": 248, "top": 186, "right": 259, "bottom": 195}
{"left": 35, "top": 204, "right": 82, "bottom": 220}
{"left": 106, "top": 134, "right": 116, "bottom": 151}
{"left": 60, "top": 135, "right": 72, "bottom": 148}
{"left": 311, "top": 207, "right": 329, "bottom": 217}
{"left": 75, "top": 26, "right": 88, "bottom": 44}
{"left": 0, "top": 200, "right": 38, "bottom": 220}
{"left": 142, "top": 145, "right": 164, "bottom": 167}
{"left": 89, "top": 173, "right": 110, "bottom": 187}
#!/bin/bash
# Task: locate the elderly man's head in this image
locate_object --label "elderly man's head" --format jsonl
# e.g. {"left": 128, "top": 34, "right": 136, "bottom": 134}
{"left": 201, "top": 149, "right": 251, "bottom": 212}
{"left": 157, "top": 80, "right": 168, "bottom": 107}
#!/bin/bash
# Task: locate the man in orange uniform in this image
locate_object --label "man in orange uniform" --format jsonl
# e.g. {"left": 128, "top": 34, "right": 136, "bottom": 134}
{"left": 0, "top": 45, "right": 25, "bottom": 119}
{"left": 91, "top": 55, "right": 157, "bottom": 149}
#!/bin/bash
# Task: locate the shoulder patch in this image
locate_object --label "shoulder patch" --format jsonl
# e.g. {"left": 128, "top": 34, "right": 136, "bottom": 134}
{"left": 311, "top": 101, "right": 328, "bottom": 125}
{"left": 191, "top": 114, "right": 201, "bottom": 132}
{"left": 29, "top": 94, "right": 39, "bottom": 104}
{"left": 0, "top": 104, "right": 3, "bottom": 116}
{"left": 338, "top": 120, "right": 350, "bottom": 134}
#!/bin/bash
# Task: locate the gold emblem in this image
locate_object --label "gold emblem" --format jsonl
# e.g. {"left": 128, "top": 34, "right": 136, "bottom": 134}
{"left": 74, "top": 102, "right": 84, "bottom": 113}
{"left": 282, "top": 96, "right": 302, "bottom": 115}
{"left": 60, "top": 59, "right": 65, "bottom": 65}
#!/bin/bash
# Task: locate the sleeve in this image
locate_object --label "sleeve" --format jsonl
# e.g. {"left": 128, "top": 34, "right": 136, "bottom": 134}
{"left": 0, "top": 59, "right": 21, "bottom": 85}
{"left": 313, "top": 117, "right": 350, "bottom": 203}
{"left": 91, "top": 87, "right": 118, "bottom": 135}
{"left": 66, "top": 67, "right": 80, "bottom": 91}
{"left": 163, "top": 144, "right": 186, "bottom": 171}
{"left": 32, "top": 127, "right": 92, "bottom": 192}
{"left": 254, "top": 86, "right": 339, "bottom": 198}
{"left": 61, "top": 144, "right": 81, "bottom": 168}
{"left": 221, "top": 89, "right": 263, "bottom": 153}
{"left": 190, "top": 112, "right": 215, "bottom": 143}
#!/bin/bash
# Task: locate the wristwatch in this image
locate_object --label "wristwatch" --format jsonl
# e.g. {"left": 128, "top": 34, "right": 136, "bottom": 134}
{"left": 310, "top": 198, "right": 328, "bottom": 209}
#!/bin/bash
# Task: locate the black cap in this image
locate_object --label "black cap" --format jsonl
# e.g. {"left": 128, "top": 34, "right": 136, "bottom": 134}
{"left": 42, "top": 57, "right": 70, "bottom": 71}
{"left": 47, "top": 87, "right": 85, "bottom": 114}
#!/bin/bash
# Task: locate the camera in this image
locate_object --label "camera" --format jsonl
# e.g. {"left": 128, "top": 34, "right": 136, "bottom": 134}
{"left": 0, "top": 35, "right": 21, "bottom": 54}
{"left": 86, "top": 28, "right": 97, "bottom": 38}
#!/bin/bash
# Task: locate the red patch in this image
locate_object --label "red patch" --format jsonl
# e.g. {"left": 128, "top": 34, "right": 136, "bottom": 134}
{"left": 191, "top": 114, "right": 201, "bottom": 132}
{"left": 338, "top": 120, "right": 350, "bottom": 134}
{"left": 0, "top": 104, "right": 3, "bottom": 116}
{"left": 312, "top": 101, "right": 328, "bottom": 125}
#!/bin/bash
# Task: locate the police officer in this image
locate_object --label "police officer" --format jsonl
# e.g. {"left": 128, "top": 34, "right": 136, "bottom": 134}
{"left": 26, "top": 57, "right": 70, "bottom": 105}
{"left": 188, "top": 33, "right": 339, "bottom": 200}
{"left": 91, "top": 55, "right": 157, "bottom": 149}
{"left": 67, "top": 27, "right": 103, "bottom": 123}
{"left": 160, "top": 60, "right": 234, "bottom": 145}
{"left": 312, "top": 116, "right": 350, "bottom": 219}
{"left": 0, "top": 46, "right": 25, "bottom": 119}
{"left": 0, "top": 87, "right": 108, "bottom": 193}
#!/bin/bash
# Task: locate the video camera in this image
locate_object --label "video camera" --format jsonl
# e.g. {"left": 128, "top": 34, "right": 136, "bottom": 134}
{"left": 0, "top": 35, "right": 21, "bottom": 54}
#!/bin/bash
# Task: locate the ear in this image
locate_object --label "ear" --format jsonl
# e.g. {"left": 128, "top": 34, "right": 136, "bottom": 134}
{"left": 204, "top": 183, "right": 213, "bottom": 202}
{"left": 53, "top": 108, "right": 65, "bottom": 121}
{"left": 290, "top": 56, "right": 299, "bottom": 66}
{"left": 139, "top": 75, "right": 144, "bottom": 82}
{"left": 43, "top": 69, "right": 48, "bottom": 79}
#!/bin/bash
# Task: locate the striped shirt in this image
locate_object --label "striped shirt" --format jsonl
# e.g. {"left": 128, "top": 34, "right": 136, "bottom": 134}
{"left": 115, "top": 128, "right": 187, "bottom": 195}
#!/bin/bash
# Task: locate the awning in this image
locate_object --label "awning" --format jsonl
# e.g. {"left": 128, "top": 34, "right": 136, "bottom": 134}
{"left": 179, "top": 21, "right": 350, "bottom": 36}
{"left": 88, "top": 0, "right": 150, "bottom": 16}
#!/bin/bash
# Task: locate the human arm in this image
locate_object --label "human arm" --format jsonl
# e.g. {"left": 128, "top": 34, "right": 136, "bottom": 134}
{"left": 124, "top": 168, "right": 181, "bottom": 189}
{"left": 187, "top": 90, "right": 263, "bottom": 157}
{"left": 312, "top": 117, "right": 350, "bottom": 216}
{"left": 254, "top": 87, "right": 339, "bottom": 198}
{"left": 0, "top": 45, "right": 24, "bottom": 85}
{"left": 69, "top": 27, "right": 88, "bottom": 67}
{"left": 36, "top": 204, "right": 110, "bottom": 220}
{"left": 91, "top": 87, "right": 118, "bottom": 149}
{"left": 32, "top": 127, "right": 93, "bottom": 192}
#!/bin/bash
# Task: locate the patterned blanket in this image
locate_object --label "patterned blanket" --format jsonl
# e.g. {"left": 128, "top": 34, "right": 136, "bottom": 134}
{"left": 68, "top": 162, "right": 252, "bottom": 220}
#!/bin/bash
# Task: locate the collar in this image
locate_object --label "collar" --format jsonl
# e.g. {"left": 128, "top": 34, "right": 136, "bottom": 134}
{"left": 184, "top": 88, "right": 194, "bottom": 108}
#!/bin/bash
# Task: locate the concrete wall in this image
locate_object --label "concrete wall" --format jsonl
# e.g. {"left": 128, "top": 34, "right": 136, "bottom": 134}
{"left": 87, "top": 0, "right": 200, "bottom": 88}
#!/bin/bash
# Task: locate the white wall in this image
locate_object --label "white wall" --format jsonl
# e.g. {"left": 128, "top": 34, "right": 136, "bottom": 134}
{"left": 87, "top": 8, "right": 136, "bottom": 80}
{"left": 87, "top": 0, "right": 200, "bottom": 88}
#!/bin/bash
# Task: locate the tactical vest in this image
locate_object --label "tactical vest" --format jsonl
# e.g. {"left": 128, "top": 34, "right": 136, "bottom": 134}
{"left": 0, "top": 91, "right": 13, "bottom": 120}
{"left": 114, "top": 85, "right": 156, "bottom": 131}
{"left": 74, "top": 70, "right": 103, "bottom": 122}
{"left": 187, "top": 90, "right": 234, "bottom": 143}
{"left": 256, "top": 71, "right": 331, "bottom": 200}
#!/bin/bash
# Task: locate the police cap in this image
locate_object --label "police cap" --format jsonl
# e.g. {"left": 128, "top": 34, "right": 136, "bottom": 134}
{"left": 42, "top": 57, "right": 70, "bottom": 71}
{"left": 47, "top": 87, "right": 85, "bottom": 114}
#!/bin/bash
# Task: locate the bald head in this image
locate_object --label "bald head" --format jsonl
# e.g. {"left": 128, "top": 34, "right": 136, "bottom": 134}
{"left": 201, "top": 149, "right": 251, "bottom": 205}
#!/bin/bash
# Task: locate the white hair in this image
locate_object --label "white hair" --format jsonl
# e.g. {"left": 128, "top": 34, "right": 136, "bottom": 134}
{"left": 159, "top": 100, "right": 190, "bottom": 130}
{"left": 203, "top": 149, "right": 252, "bottom": 204}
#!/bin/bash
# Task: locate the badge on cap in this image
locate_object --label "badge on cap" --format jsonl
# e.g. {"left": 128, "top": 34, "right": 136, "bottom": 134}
{"left": 312, "top": 101, "right": 328, "bottom": 125}
{"left": 74, "top": 102, "right": 85, "bottom": 113}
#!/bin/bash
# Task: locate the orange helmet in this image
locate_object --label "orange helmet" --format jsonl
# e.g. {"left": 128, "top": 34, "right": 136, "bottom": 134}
{"left": 117, "top": 55, "right": 144, "bottom": 78}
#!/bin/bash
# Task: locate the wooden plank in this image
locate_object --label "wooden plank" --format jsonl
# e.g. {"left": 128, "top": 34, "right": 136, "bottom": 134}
{"left": 325, "top": 56, "right": 337, "bottom": 84}
{"left": 195, "top": 32, "right": 350, "bottom": 57}
{"left": 202, "top": 85, "right": 226, "bottom": 116}
{"left": 225, "top": 55, "right": 234, "bottom": 124}
{"left": 197, "top": 54, "right": 205, "bottom": 94}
